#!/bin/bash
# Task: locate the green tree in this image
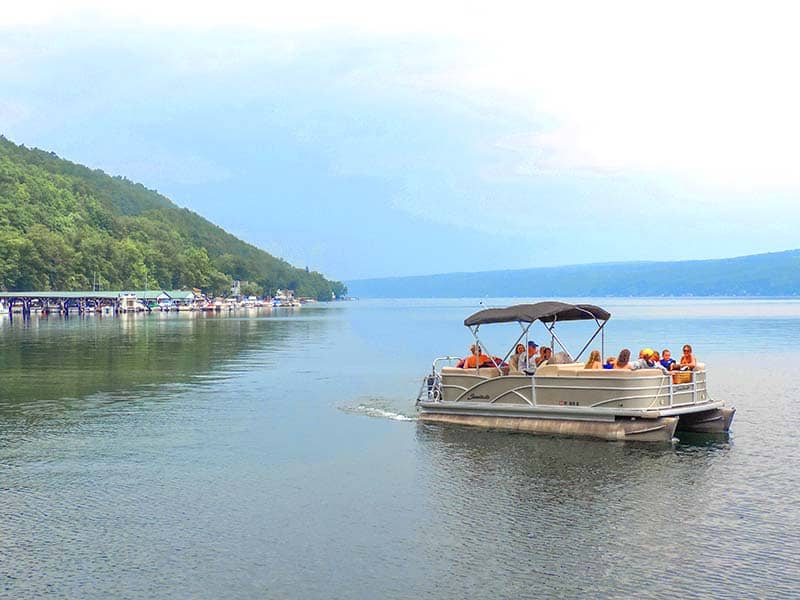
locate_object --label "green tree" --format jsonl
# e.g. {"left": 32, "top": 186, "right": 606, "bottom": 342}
{"left": 0, "top": 136, "right": 347, "bottom": 296}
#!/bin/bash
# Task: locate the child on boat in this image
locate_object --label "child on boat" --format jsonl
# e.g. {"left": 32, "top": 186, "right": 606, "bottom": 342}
{"left": 660, "top": 349, "right": 676, "bottom": 370}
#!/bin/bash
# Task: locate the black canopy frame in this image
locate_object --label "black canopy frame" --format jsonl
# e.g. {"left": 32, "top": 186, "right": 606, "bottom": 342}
{"left": 464, "top": 302, "right": 610, "bottom": 326}
{"left": 463, "top": 301, "right": 611, "bottom": 365}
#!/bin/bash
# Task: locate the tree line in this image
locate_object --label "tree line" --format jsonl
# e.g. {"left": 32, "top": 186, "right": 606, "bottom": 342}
{"left": 0, "top": 136, "right": 347, "bottom": 299}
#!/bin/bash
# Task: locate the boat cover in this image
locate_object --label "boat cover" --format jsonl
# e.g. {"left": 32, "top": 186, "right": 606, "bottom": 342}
{"left": 464, "top": 301, "right": 610, "bottom": 326}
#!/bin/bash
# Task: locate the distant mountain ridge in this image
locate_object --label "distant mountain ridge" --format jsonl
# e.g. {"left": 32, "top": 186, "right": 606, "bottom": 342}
{"left": 347, "top": 250, "right": 800, "bottom": 298}
{"left": 0, "top": 136, "right": 346, "bottom": 299}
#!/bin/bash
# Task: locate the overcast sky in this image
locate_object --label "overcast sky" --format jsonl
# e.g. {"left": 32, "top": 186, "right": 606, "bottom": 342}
{"left": 2, "top": 1, "right": 799, "bottom": 280}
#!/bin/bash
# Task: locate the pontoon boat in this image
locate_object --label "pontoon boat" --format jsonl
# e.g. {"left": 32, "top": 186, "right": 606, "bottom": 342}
{"left": 416, "top": 302, "right": 735, "bottom": 442}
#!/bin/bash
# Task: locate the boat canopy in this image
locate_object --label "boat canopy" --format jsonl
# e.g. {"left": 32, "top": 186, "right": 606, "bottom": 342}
{"left": 464, "top": 301, "right": 610, "bottom": 327}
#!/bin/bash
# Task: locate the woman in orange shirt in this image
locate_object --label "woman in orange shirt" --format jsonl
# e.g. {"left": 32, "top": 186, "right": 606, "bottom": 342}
{"left": 457, "top": 344, "right": 495, "bottom": 368}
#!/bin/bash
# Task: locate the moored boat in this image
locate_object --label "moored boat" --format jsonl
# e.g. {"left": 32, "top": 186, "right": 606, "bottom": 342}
{"left": 416, "top": 301, "right": 735, "bottom": 442}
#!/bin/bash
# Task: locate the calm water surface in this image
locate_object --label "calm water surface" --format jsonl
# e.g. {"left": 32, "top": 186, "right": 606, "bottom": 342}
{"left": 1, "top": 298, "right": 799, "bottom": 598}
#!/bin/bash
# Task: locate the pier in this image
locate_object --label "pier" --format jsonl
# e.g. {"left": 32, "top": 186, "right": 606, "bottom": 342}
{"left": 0, "top": 290, "right": 199, "bottom": 317}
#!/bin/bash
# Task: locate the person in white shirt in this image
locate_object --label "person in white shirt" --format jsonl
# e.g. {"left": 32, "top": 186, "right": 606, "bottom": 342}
{"left": 629, "top": 348, "right": 668, "bottom": 373}
{"left": 519, "top": 341, "right": 539, "bottom": 373}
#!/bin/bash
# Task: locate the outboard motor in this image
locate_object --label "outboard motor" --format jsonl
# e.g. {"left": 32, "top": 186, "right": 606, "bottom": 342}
{"left": 426, "top": 373, "right": 436, "bottom": 393}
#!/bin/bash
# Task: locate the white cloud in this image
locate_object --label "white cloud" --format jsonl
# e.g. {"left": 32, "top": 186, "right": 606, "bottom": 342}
{"left": 6, "top": 0, "right": 800, "bottom": 191}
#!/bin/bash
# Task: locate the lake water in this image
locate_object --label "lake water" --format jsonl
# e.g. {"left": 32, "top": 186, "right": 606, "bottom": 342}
{"left": 1, "top": 298, "right": 799, "bottom": 598}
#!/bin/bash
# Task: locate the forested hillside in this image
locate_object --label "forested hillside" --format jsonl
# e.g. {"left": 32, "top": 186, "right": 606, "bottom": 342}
{"left": 0, "top": 136, "right": 346, "bottom": 299}
{"left": 347, "top": 250, "right": 800, "bottom": 298}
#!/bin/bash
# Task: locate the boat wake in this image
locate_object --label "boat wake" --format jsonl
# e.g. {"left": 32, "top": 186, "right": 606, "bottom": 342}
{"left": 339, "top": 398, "right": 417, "bottom": 422}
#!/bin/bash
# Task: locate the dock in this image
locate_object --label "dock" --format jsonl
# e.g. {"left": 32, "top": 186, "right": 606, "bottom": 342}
{"left": 0, "top": 290, "right": 199, "bottom": 317}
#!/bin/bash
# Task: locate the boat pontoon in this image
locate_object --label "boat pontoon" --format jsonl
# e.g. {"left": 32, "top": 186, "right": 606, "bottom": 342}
{"left": 416, "top": 301, "right": 735, "bottom": 442}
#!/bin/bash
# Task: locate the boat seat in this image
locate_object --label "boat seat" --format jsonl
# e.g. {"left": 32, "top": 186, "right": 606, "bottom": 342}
{"left": 441, "top": 366, "right": 504, "bottom": 378}
{"left": 534, "top": 363, "right": 584, "bottom": 377}
{"left": 533, "top": 364, "right": 561, "bottom": 377}
{"left": 537, "top": 364, "right": 672, "bottom": 377}
{"left": 574, "top": 368, "right": 667, "bottom": 377}
{"left": 555, "top": 367, "right": 583, "bottom": 377}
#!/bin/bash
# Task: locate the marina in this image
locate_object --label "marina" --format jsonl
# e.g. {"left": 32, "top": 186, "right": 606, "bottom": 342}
{"left": 0, "top": 290, "right": 202, "bottom": 316}
{"left": 0, "top": 289, "right": 312, "bottom": 317}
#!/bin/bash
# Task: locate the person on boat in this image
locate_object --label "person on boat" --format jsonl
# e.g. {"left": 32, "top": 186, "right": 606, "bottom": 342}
{"left": 679, "top": 344, "right": 697, "bottom": 370}
{"left": 660, "top": 349, "right": 676, "bottom": 370}
{"left": 614, "top": 348, "right": 632, "bottom": 369}
{"left": 456, "top": 344, "right": 495, "bottom": 369}
{"left": 603, "top": 356, "right": 616, "bottom": 369}
{"left": 584, "top": 350, "right": 602, "bottom": 369}
{"left": 519, "top": 341, "right": 539, "bottom": 373}
{"left": 550, "top": 350, "right": 573, "bottom": 364}
{"left": 535, "top": 346, "right": 552, "bottom": 367}
{"left": 508, "top": 343, "right": 526, "bottom": 373}
{"left": 629, "top": 348, "right": 669, "bottom": 373}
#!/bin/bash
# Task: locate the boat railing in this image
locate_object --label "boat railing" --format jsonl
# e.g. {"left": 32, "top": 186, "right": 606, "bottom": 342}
{"left": 417, "top": 361, "right": 708, "bottom": 409}
{"left": 663, "top": 369, "right": 705, "bottom": 408}
{"left": 432, "top": 356, "right": 462, "bottom": 373}
{"left": 416, "top": 356, "right": 461, "bottom": 404}
{"left": 580, "top": 370, "right": 706, "bottom": 410}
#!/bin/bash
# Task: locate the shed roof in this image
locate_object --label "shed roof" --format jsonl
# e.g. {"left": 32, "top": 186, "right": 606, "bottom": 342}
{"left": 163, "top": 290, "right": 198, "bottom": 300}
{"left": 0, "top": 289, "right": 172, "bottom": 299}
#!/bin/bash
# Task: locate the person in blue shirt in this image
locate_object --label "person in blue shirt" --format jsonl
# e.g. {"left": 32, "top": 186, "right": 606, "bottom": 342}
{"left": 660, "top": 348, "right": 676, "bottom": 371}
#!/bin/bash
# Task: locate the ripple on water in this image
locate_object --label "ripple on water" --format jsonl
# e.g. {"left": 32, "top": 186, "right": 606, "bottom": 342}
{"left": 338, "top": 397, "right": 417, "bottom": 422}
{"left": 2, "top": 302, "right": 800, "bottom": 598}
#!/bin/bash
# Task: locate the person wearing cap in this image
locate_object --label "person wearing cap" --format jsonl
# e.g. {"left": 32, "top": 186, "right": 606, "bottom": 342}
{"left": 630, "top": 348, "right": 668, "bottom": 373}
{"left": 519, "top": 340, "right": 539, "bottom": 373}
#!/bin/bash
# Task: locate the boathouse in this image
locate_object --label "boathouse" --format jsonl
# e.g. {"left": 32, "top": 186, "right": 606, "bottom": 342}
{"left": 0, "top": 289, "right": 204, "bottom": 316}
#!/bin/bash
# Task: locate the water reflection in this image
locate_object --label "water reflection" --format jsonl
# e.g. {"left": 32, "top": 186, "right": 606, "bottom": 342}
{"left": 0, "top": 309, "right": 334, "bottom": 414}
{"left": 674, "top": 431, "right": 733, "bottom": 448}
{"left": 411, "top": 422, "right": 790, "bottom": 598}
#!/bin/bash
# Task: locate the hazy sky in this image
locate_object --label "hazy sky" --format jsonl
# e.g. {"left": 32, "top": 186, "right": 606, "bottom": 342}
{"left": 2, "top": 1, "right": 799, "bottom": 280}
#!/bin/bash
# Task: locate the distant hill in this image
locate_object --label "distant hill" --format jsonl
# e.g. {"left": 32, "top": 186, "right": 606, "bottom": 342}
{"left": 0, "top": 136, "right": 346, "bottom": 299}
{"left": 347, "top": 250, "right": 800, "bottom": 298}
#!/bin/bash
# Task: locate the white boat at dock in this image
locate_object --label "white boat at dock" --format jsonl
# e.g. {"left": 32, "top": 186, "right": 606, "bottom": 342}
{"left": 416, "top": 301, "right": 735, "bottom": 442}
{"left": 272, "top": 289, "right": 301, "bottom": 308}
{"left": 119, "top": 293, "right": 148, "bottom": 313}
